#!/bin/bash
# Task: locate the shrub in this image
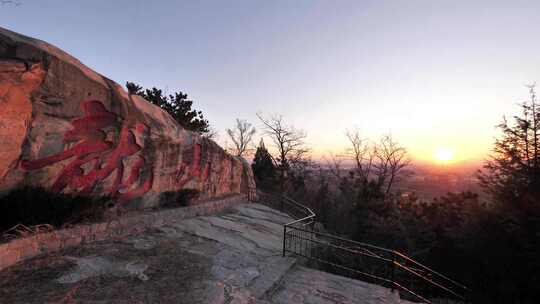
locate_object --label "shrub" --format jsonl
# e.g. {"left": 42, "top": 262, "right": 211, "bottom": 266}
{"left": 160, "top": 189, "right": 200, "bottom": 209}
{"left": 0, "top": 187, "right": 109, "bottom": 232}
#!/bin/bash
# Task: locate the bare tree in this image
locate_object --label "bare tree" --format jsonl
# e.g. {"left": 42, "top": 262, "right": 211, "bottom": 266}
{"left": 226, "top": 119, "right": 256, "bottom": 157}
{"left": 373, "top": 134, "right": 411, "bottom": 195}
{"left": 203, "top": 127, "right": 219, "bottom": 141}
{"left": 345, "top": 128, "right": 374, "bottom": 182}
{"left": 0, "top": 1, "right": 22, "bottom": 6}
{"left": 324, "top": 153, "right": 346, "bottom": 180}
{"left": 256, "top": 113, "right": 309, "bottom": 192}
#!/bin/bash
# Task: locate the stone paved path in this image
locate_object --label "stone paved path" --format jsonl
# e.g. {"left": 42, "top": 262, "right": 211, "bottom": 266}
{"left": 271, "top": 266, "right": 418, "bottom": 304}
{"left": 0, "top": 203, "right": 412, "bottom": 304}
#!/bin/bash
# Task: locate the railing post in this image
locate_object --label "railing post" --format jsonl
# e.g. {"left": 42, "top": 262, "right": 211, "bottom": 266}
{"left": 282, "top": 225, "right": 287, "bottom": 257}
{"left": 309, "top": 219, "right": 314, "bottom": 259}
{"left": 262, "top": 192, "right": 468, "bottom": 303}
{"left": 391, "top": 251, "right": 396, "bottom": 291}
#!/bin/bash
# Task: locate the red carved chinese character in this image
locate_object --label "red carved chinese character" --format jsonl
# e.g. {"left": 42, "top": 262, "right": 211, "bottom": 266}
{"left": 21, "top": 99, "right": 153, "bottom": 203}
{"left": 175, "top": 143, "right": 211, "bottom": 189}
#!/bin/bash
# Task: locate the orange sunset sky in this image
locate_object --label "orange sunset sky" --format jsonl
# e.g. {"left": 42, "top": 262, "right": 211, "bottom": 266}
{"left": 1, "top": 1, "right": 539, "bottom": 165}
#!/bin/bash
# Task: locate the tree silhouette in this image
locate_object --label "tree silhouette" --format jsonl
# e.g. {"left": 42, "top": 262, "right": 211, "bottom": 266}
{"left": 126, "top": 82, "right": 210, "bottom": 134}
{"left": 479, "top": 84, "right": 540, "bottom": 203}
{"left": 343, "top": 130, "right": 410, "bottom": 198}
{"left": 256, "top": 113, "right": 309, "bottom": 193}
{"left": 374, "top": 134, "right": 411, "bottom": 195}
{"left": 226, "top": 119, "right": 256, "bottom": 157}
{"left": 0, "top": 1, "right": 22, "bottom": 6}
{"left": 251, "top": 139, "right": 276, "bottom": 190}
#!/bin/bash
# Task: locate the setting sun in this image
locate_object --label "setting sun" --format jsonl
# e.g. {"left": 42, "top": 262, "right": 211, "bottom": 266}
{"left": 3, "top": 2, "right": 540, "bottom": 302}
{"left": 434, "top": 147, "right": 455, "bottom": 163}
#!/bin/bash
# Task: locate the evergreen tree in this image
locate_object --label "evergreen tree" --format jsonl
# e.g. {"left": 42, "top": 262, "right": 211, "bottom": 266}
{"left": 126, "top": 82, "right": 210, "bottom": 134}
{"left": 251, "top": 139, "right": 276, "bottom": 190}
{"left": 477, "top": 85, "right": 540, "bottom": 301}
{"left": 314, "top": 175, "right": 330, "bottom": 225}
{"left": 479, "top": 84, "right": 540, "bottom": 204}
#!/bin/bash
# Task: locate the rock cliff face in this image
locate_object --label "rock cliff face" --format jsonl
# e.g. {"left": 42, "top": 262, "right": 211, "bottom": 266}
{"left": 0, "top": 27, "right": 255, "bottom": 206}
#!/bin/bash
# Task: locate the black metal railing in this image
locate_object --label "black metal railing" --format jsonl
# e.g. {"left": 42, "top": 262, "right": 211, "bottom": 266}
{"left": 252, "top": 192, "right": 470, "bottom": 304}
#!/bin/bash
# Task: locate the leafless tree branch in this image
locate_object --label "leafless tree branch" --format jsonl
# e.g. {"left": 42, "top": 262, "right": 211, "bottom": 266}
{"left": 345, "top": 128, "right": 374, "bottom": 181}
{"left": 0, "top": 0, "right": 21, "bottom": 6}
{"left": 226, "top": 119, "right": 256, "bottom": 157}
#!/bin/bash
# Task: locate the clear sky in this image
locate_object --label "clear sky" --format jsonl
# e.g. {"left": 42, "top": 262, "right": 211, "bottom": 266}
{"left": 1, "top": 0, "right": 539, "bottom": 163}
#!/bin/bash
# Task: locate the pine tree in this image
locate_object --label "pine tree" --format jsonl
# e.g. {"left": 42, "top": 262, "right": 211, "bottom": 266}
{"left": 479, "top": 84, "right": 540, "bottom": 204}
{"left": 251, "top": 139, "right": 276, "bottom": 190}
{"left": 476, "top": 84, "right": 540, "bottom": 302}
{"left": 126, "top": 82, "right": 210, "bottom": 134}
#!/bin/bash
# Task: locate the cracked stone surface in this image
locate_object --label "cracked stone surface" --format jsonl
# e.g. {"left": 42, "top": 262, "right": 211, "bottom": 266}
{"left": 270, "top": 266, "right": 417, "bottom": 304}
{"left": 55, "top": 256, "right": 149, "bottom": 283}
{"left": 0, "top": 203, "right": 412, "bottom": 303}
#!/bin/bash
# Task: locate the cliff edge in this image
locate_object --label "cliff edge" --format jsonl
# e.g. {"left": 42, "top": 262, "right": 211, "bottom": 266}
{"left": 0, "top": 27, "right": 255, "bottom": 206}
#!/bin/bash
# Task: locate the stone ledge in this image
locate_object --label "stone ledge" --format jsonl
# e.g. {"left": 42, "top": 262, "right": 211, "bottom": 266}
{"left": 0, "top": 194, "right": 248, "bottom": 271}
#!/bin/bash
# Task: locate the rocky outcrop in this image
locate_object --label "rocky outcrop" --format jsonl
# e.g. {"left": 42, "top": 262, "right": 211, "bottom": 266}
{"left": 0, "top": 203, "right": 409, "bottom": 304}
{"left": 0, "top": 27, "right": 255, "bottom": 206}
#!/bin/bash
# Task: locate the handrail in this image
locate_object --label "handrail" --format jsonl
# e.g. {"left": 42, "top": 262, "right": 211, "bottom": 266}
{"left": 394, "top": 251, "right": 470, "bottom": 292}
{"left": 394, "top": 260, "right": 465, "bottom": 300}
{"left": 251, "top": 191, "right": 470, "bottom": 304}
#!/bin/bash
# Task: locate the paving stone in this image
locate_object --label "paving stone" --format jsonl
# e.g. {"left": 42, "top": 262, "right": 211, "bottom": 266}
{"left": 0, "top": 203, "right": 411, "bottom": 303}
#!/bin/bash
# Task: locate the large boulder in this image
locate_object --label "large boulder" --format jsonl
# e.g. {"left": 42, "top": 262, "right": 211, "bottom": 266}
{"left": 0, "top": 27, "right": 256, "bottom": 206}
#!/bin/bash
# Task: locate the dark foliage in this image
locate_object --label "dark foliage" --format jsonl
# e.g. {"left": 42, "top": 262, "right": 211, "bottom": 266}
{"left": 126, "top": 82, "right": 210, "bottom": 134}
{"left": 300, "top": 171, "right": 540, "bottom": 303}
{"left": 282, "top": 86, "right": 540, "bottom": 303}
{"left": 470, "top": 85, "right": 540, "bottom": 302}
{"left": 159, "top": 189, "right": 200, "bottom": 209}
{"left": 478, "top": 84, "right": 540, "bottom": 204}
{"left": 0, "top": 187, "right": 109, "bottom": 232}
{"left": 251, "top": 139, "right": 277, "bottom": 191}
{"left": 256, "top": 114, "right": 310, "bottom": 193}
{"left": 292, "top": 90, "right": 540, "bottom": 301}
